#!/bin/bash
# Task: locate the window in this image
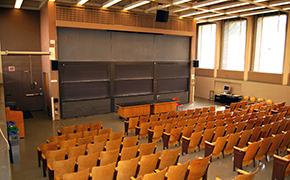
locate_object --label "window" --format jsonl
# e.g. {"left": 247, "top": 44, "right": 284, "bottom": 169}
{"left": 197, "top": 24, "right": 216, "bottom": 69}
{"left": 221, "top": 20, "right": 247, "bottom": 71}
{"left": 253, "top": 14, "right": 287, "bottom": 74}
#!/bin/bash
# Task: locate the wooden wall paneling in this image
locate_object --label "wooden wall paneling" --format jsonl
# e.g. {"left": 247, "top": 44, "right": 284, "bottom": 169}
{"left": 288, "top": 73, "right": 290, "bottom": 85}
{"left": 217, "top": 70, "right": 244, "bottom": 80}
{"left": 248, "top": 71, "right": 283, "bottom": 84}
{"left": 195, "top": 69, "right": 214, "bottom": 77}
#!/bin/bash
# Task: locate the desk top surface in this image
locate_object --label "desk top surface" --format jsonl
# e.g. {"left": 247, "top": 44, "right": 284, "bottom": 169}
{"left": 116, "top": 99, "right": 177, "bottom": 107}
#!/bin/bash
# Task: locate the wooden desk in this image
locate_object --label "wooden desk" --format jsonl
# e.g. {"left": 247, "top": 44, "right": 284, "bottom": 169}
{"left": 116, "top": 100, "right": 177, "bottom": 119}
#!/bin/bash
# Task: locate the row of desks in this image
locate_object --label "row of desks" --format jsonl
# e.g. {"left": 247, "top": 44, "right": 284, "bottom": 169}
{"left": 115, "top": 99, "right": 177, "bottom": 119}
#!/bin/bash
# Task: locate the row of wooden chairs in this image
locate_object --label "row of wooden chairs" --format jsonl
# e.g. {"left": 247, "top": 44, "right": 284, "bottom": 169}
{"left": 57, "top": 122, "right": 103, "bottom": 136}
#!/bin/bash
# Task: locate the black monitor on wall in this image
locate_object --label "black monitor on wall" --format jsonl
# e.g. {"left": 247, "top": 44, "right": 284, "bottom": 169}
{"left": 156, "top": 10, "right": 169, "bottom": 22}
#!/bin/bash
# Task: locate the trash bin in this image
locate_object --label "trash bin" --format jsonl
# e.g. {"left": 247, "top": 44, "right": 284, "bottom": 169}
{"left": 8, "top": 135, "right": 20, "bottom": 163}
{"left": 209, "top": 90, "right": 215, "bottom": 101}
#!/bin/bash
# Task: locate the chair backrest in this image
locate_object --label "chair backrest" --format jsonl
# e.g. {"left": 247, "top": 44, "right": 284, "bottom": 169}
{"left": 138, "top": 152, "right": 160, "bottom": 176}
{"left": 90, "top": 122, "right": 102, "bottom": 131}
{"left": 216, "top": 120, "right": 225, "bottom": 127}
{"left": 94, "top": 134, "right": 108, "bottom": 143}
{"left": 268, "top": 121, "right": 281, "bottom": 137}
{"left": 234, "top": 168, "right": 259, "bottom": 180}
{"left": 166, "top": 161, "right": 190, "bottom": 180}
{"left": 77, "top": 152, "right": 99, "bottom": 172}
{"left": 244, "top": 119, "right": 255, "bottom": 130}
{"left": 109, "top": 131, "right": 124, "bottom": 141}
{"left": 49, "top": 134, "right": 66, "bottom": 144}
{"left": 99, "top": 128, "right": 112, "bottom": 136}
{"left": 165, "top": 123, "right": 176, "bottom": 133}
{"left": 99, "top": 149, "right": 119, "bottom": 166}
{"left": 178, "top": 110, "right": 186, "bottom": 117}
{"left": 212, "top": 136, "right": 227, "bottom": 158}
{"left": 87, "top": 141, "right": 106, "bottom": 154}
{"left": 237, "top": 129, "right": 253, "bottom": 148}
{"left": 122, "top": 135, "right": 139, "bottom": 148}
{"left": 40, "top": 141, "right": 59, "bottom": 155}
{"left": 188, "top": 131, "right": 203, "bottom": 152}
{"left": 76, "top": 123, "right": 89, "bottom": 132}
{"left": 139, "top": 141, "right": 156, "bottom": 157}
{"left": 67, "top": 132, "right": 83, "bottom": 141}
{"left": 243, "top": 141, "right": 261, "bottom": 163}
{"left": 62, "top": 168, "right": 90, "bottom": 180}
{"left": 91, "top": 162, "right": 116, "bottom": 180}
{"left": 187, "top": 155, "right": 211, "bottom": 180}
{"left": 152, "top": 125, "right": 164, "bottom": 141}
{"left": 194, "top": 108, "right": 202, "bottom": 115}
{"left": 207, "top": 115, "right": 215, "bottom": 122}
{"left": 212, "top": 126, "right": 226, "bottom": 142}
{"left": 254, "top": 117, "right": 263, "bottom": 128}
{"left": 224, "top": 133, "right": 241, "bottom": 155}
{"left": 67, "top": 144, "right": 86, "bottom": 159}
{"left": 267, "top": 133, "right": 285, "bottom": 156}
{"left": 61, "top": 125, "right": 75, "bottom": 135}
{"left": 186, "top": 109, "right": 195, "bottom": 116}
{"left": 197, "top": 117, "right": 206, "bottom": 124}
{"left": 277, "top": 119, "right": 289, "bottom": 134}
{"left": 168, "top": 127, "right": 183, "bottom": 146}
{"left": 182, "top": 125, "right": 195, "bottom": 138}
{"left": 59, "top": 139, "right": 77, "bottom": 149}
{"left": 78, "top": 136, "right": 93, "bottom": 146}
{"left": 116, "top": 156, "right": 140, "bottom": 180}
{"left": 53, "top": 157, "right": 76, "bottom": 180}
{"left": 236, "top": 122, "right": 246, "bottom": 133}
{"left": 169, "top": 111, "right": 178, "bottom": 119}
{"left": 45, "top": 148, "right": 67, "bottom": 168}
{"left": 139, "top": 115, "right": 149, "bottom": 124}
{"left": 158, "top": 147, "right": 180, "bottom": 170}
{"left": 205, "top": 121, "right": 215, "bottom": 129}
{"left": 177, "top": 121, "right": 187, "bottom": 128}
{"left": 255, "top": 137, "right": 273, "bottom": 161}
{"left": 141, "top": 167, "right": 167, "bottom": 180}
{"left": 150, "top": 114, "right": 160, "bottom": 121}
{"left": 139, "top": 123, "right": 150, "bottom": 137}
{"left": 150, "top": 121, "right": 162, "bottom": 130}
{"left": 225, "top": 124, "right": 237, "bottom": 136}
{"left": 194, "top": 123, "right": 205, "bottom": 132}
{"left": 120, "top": 145, "right": 139, "bottom": 161}
{"left": 249, "top": 127, "right": 262, "bottom": 142}
{"left": 105, "top": 138, "right": 122, "bottom": 151}
{"left": 200, "top": 128, "right": 215, "bottom": 148}
{"left": 260, "top": 124, "right": 272, "bottom": 138}
{"left": 83, "top": 130, "right": 98, "bottom": 138}
{"left": 279, "top": 130, "right": 290, "bottom": 152}
{"left": 209, "top": 106, "right": 216, "bottom": 112}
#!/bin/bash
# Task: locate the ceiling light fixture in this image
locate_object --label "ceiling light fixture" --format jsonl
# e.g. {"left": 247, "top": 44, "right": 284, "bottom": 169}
{"left": 192, "top": 0, "right": 229, "bottom": 8}
{"left": 173, "top": 0, "right": 191, "bottom": 5}
{"left": 102, "top": 0, "right": 122, "bottom": 8}
{"left": 14, "top": 0, "right": 23, "bottom": 9}
{"left": 123, "top": 0, "right": 150, "bottom": 10}
{"left": 180, "top": 11, "right": 206, "bottom": 18}
{"left": 210, "top": 2, "right": 249, "bottom": 11}
{"left": 77, "top": 0, "right": 89, "bottom": 5}
{"left": 240, "top": 9, "right": 278, "bottom": 17}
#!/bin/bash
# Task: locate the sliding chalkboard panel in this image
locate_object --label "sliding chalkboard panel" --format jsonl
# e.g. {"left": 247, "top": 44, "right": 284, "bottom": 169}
{"left": 157, "top": 63, "right": 189, "bottom": 78}
{"left": 157, "top": 79, "right": 188, "bottom": 93}
{"left": 115, "top": 64, "right": 153, "bottom": 79}
{"left": 115, "top": 80, "right": 152, "bottom": 96}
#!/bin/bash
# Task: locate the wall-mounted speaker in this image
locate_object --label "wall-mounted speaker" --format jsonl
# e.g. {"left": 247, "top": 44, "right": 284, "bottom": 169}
{"left": 51, "top": 60, "right": 58, "bottom": 70}
{"left": 156, "top": 10, "right": 169, "bottom": 22}
{"left": 193, "top": 60, "right": 199, "bottom": 68}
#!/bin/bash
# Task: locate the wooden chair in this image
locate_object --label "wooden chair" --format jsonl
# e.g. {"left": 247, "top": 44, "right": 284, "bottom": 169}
{"left": 48, "top": 134, "right": 66, "bottom": 144}
{"left": 207, "top": 115, "right": 215, "bottom": 122}
{"left": 254, "top": 137, "right": 273, "bottom": 162}
{"left": 169, "top": 111, "right": 178, "bottom": 119}
{"left": 91, "top": 162, "right": 116, "bottom": 180}
{"left": 125, "top": 117, "right": 139, "bottom": 135}
{"left": 78, "top": 136, "right": 93, "bottom": 146}
{"left": 237, "top": 129, "right": 252, "bottom": 148}
{"left": 109, "top": 131, "right": 124, "bottom": 141}
{"left": 223, "top": 133, "right": 240, "bottom": 157}
{"left": 235, "top": 122, "right": 246, "bottom": 133}
{"left": 105, "top": 138, "right": 122, "bottom": 151}
{"left": 157, "top": 147, "right": 180, "bottom": 170}
{"left": 42, "top": 148, "right": 67, "bottom": 177}
{"left": 186, "top": 155, "right": 211, "bottom": 180}
{"left": 120, "top": 145, "right": 139, "bottom": 161}
{"left": 216, "top": 120, "right": 225, "bottom": 127}
{"left": 137, "top": 152, "right": 160, "bottom": 176}
{"left": 77, "top": 152, "right": 99, "bottom": 172}
{"left": 99, "top": 149, "right": 119, "bottom": 166}
{"left": 148, "top": 125, "right": 164, "bottom": 143}
{"left": 131, "top": 168, "right": 167, "bottom": 180}
{"left": 187, "top": 118, "right": 197, "bottom": 126}
{"left": 122, "top": 136, "right": 139, "bottom": 148}
{"left": 150, "top": 114, "right": 160, "bottom": 121}
{"left": 83, "top": 130, "right": 98, "bottom": 138}
{"left": 225, "top": 117, "right": 234, "bottom": 125}
{"left": 177, "top": 120, "right": 187, "bottom": 128}
{"left": 268, "top": 121, "right": 281, "bottom": 137}
{"left": 37, "top": 141, "right": 58, "bottom": 168}
{"left": 67, "top": 144, "right": 86, "bottom": 159}
{"left": 99, "top": 128, "right": 112, "bottom": 136}
{"left": 138, "top": 141, "right": 156, "bottom": 157}
{"left": 233, "top": 141, "right": 261, "bottom": 171}
{"left": 56, "top": 168, "right": 89, "bottom": 180}
{"left": 67, "top": 132, "right": 83, "bottom": 141}
{"left": 75, "top": 123, "right": 89, "bottom": 132}
{"left": 182, "top": 125, "right": 195, "bottom": 139}
{"left": 139, "top": 115, "right": 149, "bottom": 125}
{"left": 205, "top": 136, "right": 227, "bottom": 159}
{"left": 150, "top": 121, "right": 162, "bottom": 130}
{"left": 205, "top": 121, "right": 215, "bottom": 129}
{"left": 87, "top": 141, "right": 106, "bottom": 154}
{"left": 278, "top": 130, "right": 290, "bottom": 152}
{"left": 197, "top": 117, "right": 206, "bottom": 124}
{"left": 94, "top": 134, "right": 109, "bottom": 143}
{"left": 182, "top": 131, "right": 202, "bottom": 155}
{"left": 165, "top": 161, "right": 190, "bottom": 180}
{"left": 263, "top": 115, "right": 272, "bottom": 125}
{"left": 267, "top": 133, "right": 285, "bottom": 157}
{"left": 163, "top": 127, "right": 183, "bottom": 149}
{"left": 260, "top": 124, "right": 272, "bottom": 138}
{"left": 194, "top": 123, "right": 205, "bottom": 132}
{"left": 200, "top": 128, "right": 215, "bottom": 149}
{"left": 277, "top": 119, "right": 289, "bottom": 134}
{"left": 178, "top": 110, "right": 186, "bottom": 117}
{"left": 212, "top": 126, "right": 226, "bottom": 142}
{"left": 48, "top": 157, "right": 76, "bottom": 180}
{"left": 135, "top": 123, "right": 150, "bottom": 137}
{"left": 116, "top": 156, "right": 140, "bottom": 180}
{"left": 59, "top": 139, "right": 77, "bottom": 150}
{"left": 254, "top": 117, "right": 263, "bottom": 128}
{"left": 89, "top": 122, "right": 103, "bottom": 132}
{"left": 215, "top": 168, "right": 259, "bottom": 180}
{"left": 225, "top": 124, "right": 237, "bottom": 136}
{"left": 272, "top": 153, "right": 290, "bottom": 180}
{"left": 194, "top": 108, "right": 202, "bottom": 115}
{"left": 234, "top": 116, "right": 242, "bottom": 124}
{"left": 186, "top": 109, "right": 195, "bottom": 116}
{"left": 249, "top": 127, "right": 262, "bottom": 142}
{"left": 58, "top": 125, "right": 75, "bottom": 135}
{"left": 244, "top": 119, "right": 255, "bottom": 130}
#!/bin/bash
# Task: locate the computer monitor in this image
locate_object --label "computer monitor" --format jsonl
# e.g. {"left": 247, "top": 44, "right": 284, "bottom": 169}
{"left": 223, "top": 85, "right": 231, "bottom": 94}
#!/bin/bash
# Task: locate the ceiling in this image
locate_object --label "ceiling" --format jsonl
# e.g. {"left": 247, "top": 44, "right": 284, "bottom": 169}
{"left": 0, "top": 0, "right": 289, "bottom": 22}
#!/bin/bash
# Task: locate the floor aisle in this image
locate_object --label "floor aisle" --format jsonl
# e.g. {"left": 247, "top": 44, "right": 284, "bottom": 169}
{"left": 11, "top": 97, "right": 289, "bottom": 180}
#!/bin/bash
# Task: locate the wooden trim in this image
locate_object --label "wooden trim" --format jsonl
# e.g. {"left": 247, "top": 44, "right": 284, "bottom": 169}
{"left": 248, "top": 71, "right": 283, "bottom": 84}
{"left": 288, "top": 73, "right": 290, "bottom": 85}
{"left": 195, "top": 68, "right": 214, "bottom": 77}
{"left": 217, "top": 70, "right": 244, "bottom": 80}
{"left": 56, "top": 20, "right": 195, "bottom": 37}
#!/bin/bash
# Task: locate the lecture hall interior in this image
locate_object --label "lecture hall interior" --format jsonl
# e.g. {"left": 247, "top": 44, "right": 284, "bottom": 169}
{"left": 1, "top": 0, "right": 290, "bottom": 179}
